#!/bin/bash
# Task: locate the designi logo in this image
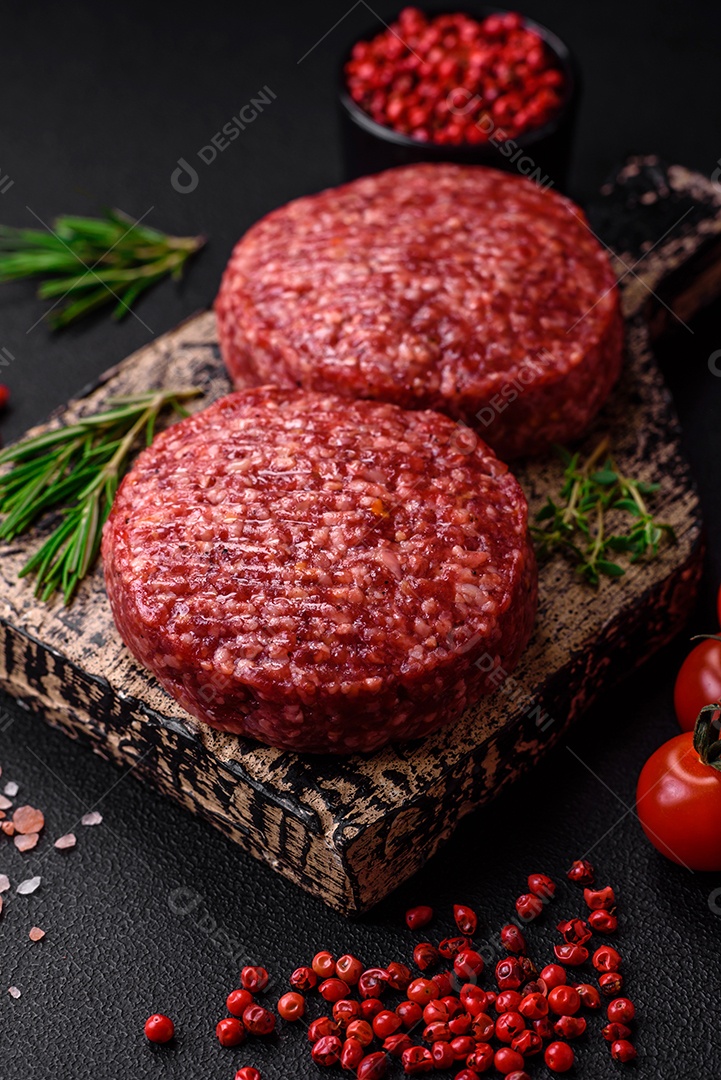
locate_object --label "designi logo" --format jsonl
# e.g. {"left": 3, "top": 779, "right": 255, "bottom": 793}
{"left": 171, "top": 87, "right": 277, "bottom": 195}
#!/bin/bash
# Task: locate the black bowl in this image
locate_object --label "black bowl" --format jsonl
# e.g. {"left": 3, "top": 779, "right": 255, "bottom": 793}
{"left": 338, "top": 6, "right": 579, "bottom": 191}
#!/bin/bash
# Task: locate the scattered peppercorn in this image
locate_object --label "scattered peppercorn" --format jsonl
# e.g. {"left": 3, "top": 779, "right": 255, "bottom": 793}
{"left": 574, "top": 983, "right": 602, "bottom": 1010}
{"left": 357, "top": 1050, "right": 388, "bottom": 1078}
{"left": 242, "top": 1004, "right": 275, "bottom": 1037}
{"left": 438, "top": 935, "right": 471, "bottom": 959}
{"left": 567, "top": 859, "right": 595, "bottom": 885}
{"left": 277, "top": 991, "right": 305, "bottom": 1021}
{"left": 610, "top": 1039, "right": 637, "bottom": 1063}
{"left": 553, "top": 943, "right": 589, "bottom": 967}
{"left": 312, "top": 952, "right": 336, "bottom": 979}
{"left": 556, "top": 917, "right": 592, "bottom": 945}
{"left": 401, "top": 1044, "right": 434, "bottom": 1073}
{"left": 383, "top": 1032, "right": 412, "bottom": 1057}
{"left": 385, "top": 962, "right": 412, "bottom": 992}
{"left": 494, "top": 1045, "right": 525, "bottom": 1074}
{"left": 453, "top": 903, "right": 478, "bottom": 936}
{"left": 318, "top": 977, "right": 351, "bottom": 1003}
{"left": 548, "top": 985, "right": 581, "bottom": 1017}
{"left": 413, "top": 942, "right": 439, "bottom": 971}
{"left": 227, "top": 989, "right": 254, "bottom": 1017}
{"left": 308, "top": 1017, "right": 340, "bottom": 1043}
{"left": 545, "top": 1039, "right": 575, "bottom": 1072}
{"left": 589, "top": 909, "right": 618, "bottom": 934}
{"left": 500, "top": 924, "right": 527, "bottom": 954}
{"left": 528, "top": 872, "right": 556, "bottom": 899}
{"left": 519, "top": 991, "right": 548, "bottom": 1020}
{"left": 554, "top": 1014, "right": 586, "bottom": 1039}
{"left": 345, "top": 1019, "right": 373, "bottom": 1047}
{"left": 515, "top": 892, "right": 544, "bottom": 921}
{"left": 593, "top": 945, "right": 622, "bottom": 973}
{"left": 143, "top": 1013, "right": 175, "bottom": 1044}
{"left": 453, "top": 947, "right": 484, "bottom": 980}
{"left": 290, "top": 965, "right": 317, "bottom": 992}
{"left": 512, "top": 1030, "right": 542, "bottom": 1057}
{"left": 336, "top": 954, "right": 364, "bottom": 986}
{"left": 240, "top": 966, "right": 269, "bottom": 993}
{"left": 405, "top": 905, "right": 433, "bottom": 931}
{"left": 145, "top": 868, "right": 638, "bottom": 1075}
{"left": 540, "top": 963, "right": 567, "bottom": 989}
{"left": 607, "top": 997, "right": 635, "bottom": 1025}
{"left": 216, "top": 1017, "right": 246, "bottom": 1048}
{"left": 584, "top": 885, "right": 616, "bottom": 911}
{"left": 599, "top": 972, "right": 624, "bottom": 996}
{"left": 496, "top": 957, "right": 524, "bottom": 990}
{"left": 333, "top": 998, "right": 361, "bottom": 1027}
{"left": 311, "top": 1034, "right": 342, "bottom": 1066}
{"left": 602, "top": 1021, "right": 632, "bottom": 1042}
{"left": 495, "top": 990, "right": 523, "bottom": 1014}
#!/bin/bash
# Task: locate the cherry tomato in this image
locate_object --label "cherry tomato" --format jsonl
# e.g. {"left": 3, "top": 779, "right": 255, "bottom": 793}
{"left": 674, "top": 638, "right": 721, "bottom": 731}
{"left": 637, "top": 730, "right": 721, "bottom": 870}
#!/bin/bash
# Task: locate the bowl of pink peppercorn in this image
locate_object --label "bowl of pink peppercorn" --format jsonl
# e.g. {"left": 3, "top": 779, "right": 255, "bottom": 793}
{"left": 338, "top": 6, "right": 579, "bottom": 189}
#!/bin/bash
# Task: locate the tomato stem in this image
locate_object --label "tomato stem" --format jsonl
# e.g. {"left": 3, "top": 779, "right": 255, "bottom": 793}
{"left": 693, "top": 702, "right": 721, "bottom": 771}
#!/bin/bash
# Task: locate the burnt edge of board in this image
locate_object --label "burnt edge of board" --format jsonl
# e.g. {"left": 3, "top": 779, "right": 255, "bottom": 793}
{"left": 0, "top": 157, "right": 714, "bottom": 914}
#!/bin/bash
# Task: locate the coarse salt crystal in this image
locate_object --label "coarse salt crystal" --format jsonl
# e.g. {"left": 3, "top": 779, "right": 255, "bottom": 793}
{"left": 54, "top": 834, "right": 76, "bottom": 851}
{"left": 29, "top": 927, "right": 45, "bottom": 942}
{"left": 16, "top": 876, "right": 41, "bottom": 895}
{"left": 0, "top": 874, "right": 9, "bottom": 893}
{"left": 0, "top": 796, "right": 12, "bottom": 811}
{"left": 12, "top": 806, "right": 45, "bottom": 835}
{"left": 3, "top": 782, "right": 18, "bottom": 798}
{"left": 8, "top": 987, "right": 20, "bottom": 999}
{"left": 14, "top": 833, "right": 39, "bottom": 853}
{"left": 81, "top": 812, "right": 103, "bottom": 827}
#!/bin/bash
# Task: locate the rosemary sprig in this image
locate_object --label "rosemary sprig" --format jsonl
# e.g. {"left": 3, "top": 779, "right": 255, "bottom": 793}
{"left": 0, "top": 388, "right": 202, "bottom": 603}
{"left": 531, "top": 440, "right": 677, "bottom": 585}
{"left": 0, "top": 210, "right": 204, "bottom": 328}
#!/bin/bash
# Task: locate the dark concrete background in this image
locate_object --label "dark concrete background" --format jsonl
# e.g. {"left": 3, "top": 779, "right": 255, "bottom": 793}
{"left": 0, "top": 2, "right": 720, "bottom": 1077}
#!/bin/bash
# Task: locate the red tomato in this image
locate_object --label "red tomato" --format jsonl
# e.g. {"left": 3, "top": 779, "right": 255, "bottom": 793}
{"left": 636, "top": 732, "right": 721, "bottom": 870}
{"left": 718, "top": 583, "right": 721, "bottom": 626}
{"left": 674, "top": 638, "right": 721, "bottom": 731}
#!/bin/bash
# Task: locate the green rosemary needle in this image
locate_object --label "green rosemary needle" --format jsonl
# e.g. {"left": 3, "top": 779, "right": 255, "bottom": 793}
{"left": 531, "top": 440, "right": 677, "bottom": 585}
{"left": 0, "top": 388, "right": 202, "bottom": 604}
{"left": 0, "top": 210, "right": 204, "bottom": 328}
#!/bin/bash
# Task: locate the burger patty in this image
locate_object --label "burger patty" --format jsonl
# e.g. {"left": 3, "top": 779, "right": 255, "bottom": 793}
{"left": 215, "top": 163, "right": 623, "bottom": 460}
{"left": 102, "top": 387, "right": 537, "bottom": 753}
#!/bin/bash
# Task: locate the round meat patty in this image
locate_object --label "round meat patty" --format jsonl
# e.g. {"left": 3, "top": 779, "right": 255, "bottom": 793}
{"left": 215, "top": 163, "right": 623, "bottom": 460}
{"left": 102, "top": 387, "right": 537, "bottom": 754}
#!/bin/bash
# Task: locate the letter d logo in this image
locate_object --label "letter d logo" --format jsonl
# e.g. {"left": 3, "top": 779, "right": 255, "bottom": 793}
{"left": 171, "top": 157, "right": 199, "bottom": 194}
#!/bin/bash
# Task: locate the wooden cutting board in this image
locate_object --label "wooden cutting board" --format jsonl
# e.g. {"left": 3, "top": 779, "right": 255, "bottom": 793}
{"left": 0, "top": 158, "right": 716, "bottom": 915}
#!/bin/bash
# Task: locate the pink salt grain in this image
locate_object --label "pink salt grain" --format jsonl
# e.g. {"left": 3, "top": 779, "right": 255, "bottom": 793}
{"left": 29, "top": 927, "right": 45, "bottom": 942}
{"left": 14, "top": 833, "right": 39, "bottom": 853}
{"left": 54, "top": 834, "right": 77, "bottom": 851}
{"left": 12, "top": 806, "right": 45, "bottom": 835}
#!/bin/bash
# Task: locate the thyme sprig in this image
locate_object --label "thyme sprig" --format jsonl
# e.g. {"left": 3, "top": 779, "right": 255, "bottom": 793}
{"left": 0, "top": 210, "right": 204, "bottom": 328}
{"left": 531, "top": 440, "right": 676, "bottom": 585}
{"left": 0, "top": 388, "right": 202, "bottom": 604}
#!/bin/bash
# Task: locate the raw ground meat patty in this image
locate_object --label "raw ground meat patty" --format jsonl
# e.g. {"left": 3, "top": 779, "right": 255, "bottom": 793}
{"left": 102, "top": 387, "right": 537, "bottom": 754}
{"left": 215, "top": 163, "right": 624, "bottom": 460}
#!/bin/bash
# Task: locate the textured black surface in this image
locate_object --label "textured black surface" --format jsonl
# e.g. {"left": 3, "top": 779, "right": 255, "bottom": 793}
{"left": 1, "top": 2, "right": 721, "bottom": 1078}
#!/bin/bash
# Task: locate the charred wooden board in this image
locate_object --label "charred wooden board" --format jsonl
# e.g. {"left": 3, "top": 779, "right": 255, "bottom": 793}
{"left": 0, "top": 158, "right": 715, "bottom": 914}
